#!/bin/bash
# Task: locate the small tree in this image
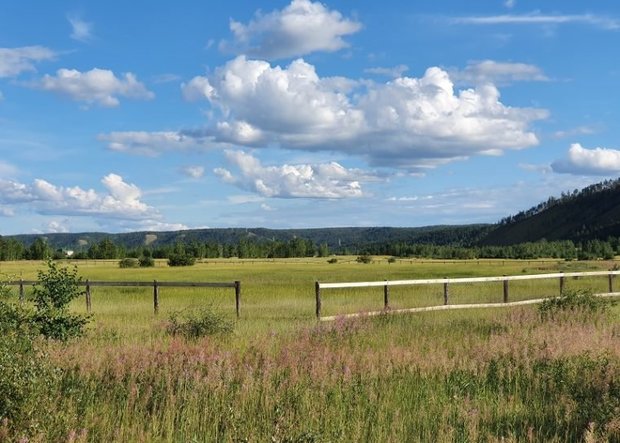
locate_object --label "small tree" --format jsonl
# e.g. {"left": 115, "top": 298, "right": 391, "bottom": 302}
{"left": 31, "top": 260, "right": 89, "bottom": 340}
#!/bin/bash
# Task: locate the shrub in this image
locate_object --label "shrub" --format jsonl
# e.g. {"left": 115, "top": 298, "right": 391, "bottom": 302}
{"left": 168, "top": 253, "right": 196, "bottom": 267}
{"left": 31, "top": 260, "right": 89, "bottom": 340}
{"left": 356, "top": 254, "right": 372, "bottom": 264}
{"left": 139, "top": 256, "right": 155, "bottom": 267}
{"left": 387, "top": 257, "right": 397, "bottom": 264}
{"left": 167, "top": 307, "right": 234, "bottom": 339}
{"left": 119, "top": 258, "right": 139, "bottom": 268}
{"left": 539, "top": 288, "right": 615, "bottom": 321}
{"left": 327, "top": 258, "right": 338, "bottom": 264}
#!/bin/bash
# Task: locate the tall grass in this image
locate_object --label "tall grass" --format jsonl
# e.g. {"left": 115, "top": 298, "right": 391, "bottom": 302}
{"left": 1, "top": 258, "right": 619, "bottom": 441}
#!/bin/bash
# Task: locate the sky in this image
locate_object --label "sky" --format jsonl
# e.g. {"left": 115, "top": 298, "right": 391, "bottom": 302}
{"left": 1, "top": 0, "right": 619, "bottom": 235}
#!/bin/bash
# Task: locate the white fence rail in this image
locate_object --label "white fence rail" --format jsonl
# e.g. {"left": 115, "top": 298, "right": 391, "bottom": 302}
{"left": 315, "top": 270, "right": 620, "bottom": 321}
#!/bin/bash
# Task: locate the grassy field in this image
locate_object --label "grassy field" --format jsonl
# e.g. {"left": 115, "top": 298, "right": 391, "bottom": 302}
{"left": 1, "top": 258, "right": 619, "bottom": 442}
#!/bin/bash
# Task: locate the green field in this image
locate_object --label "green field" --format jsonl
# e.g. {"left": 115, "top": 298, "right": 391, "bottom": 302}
{"left": 1, "top": 258, "right": 619, "bottom": 442}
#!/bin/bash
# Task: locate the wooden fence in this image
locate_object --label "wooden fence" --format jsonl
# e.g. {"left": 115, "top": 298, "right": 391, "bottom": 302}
{"left": 315, "top": 270, "right": 620, "bottom": 321}
{"left": 7, "top": 279, "right": 241, "bottom": 317}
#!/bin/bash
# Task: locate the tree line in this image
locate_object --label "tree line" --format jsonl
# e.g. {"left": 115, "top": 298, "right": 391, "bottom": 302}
{"left": 1, "top": 235, "right": 619, "bottom": 261}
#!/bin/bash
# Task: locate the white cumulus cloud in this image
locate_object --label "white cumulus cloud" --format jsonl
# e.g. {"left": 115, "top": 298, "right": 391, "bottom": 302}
{"left": 0, "top": 173, "right": 156, "bottom": 219}
{"left": 187, "top": 56, "right": 547, "bottom": 170}
{"left": 37, "top": 68, "right": 154, "bottom": 107}
{"left": 552, "top": 143, "right": 620, "bottom": 175}
{"left": 180, "top": 165, "right": 205, "bottom": 179}
{"left": 220, "top": 0, "right": 361, "bottom": 59}
{"left": 0, "top": 46, "right": 56, "bottom": 78}
{"left": 214, "top": 150, "right": 378, "bottom": 198}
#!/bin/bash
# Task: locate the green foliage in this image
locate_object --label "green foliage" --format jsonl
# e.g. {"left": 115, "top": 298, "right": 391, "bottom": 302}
{"left": 168, "top": 253, "right": 196, "bottom": 267}
{"left": 118, "top": 257, "right": 139, "bottom": 268}
{"left": 31, "top": 260, "right": 89, "bottom": 340}
{"left": 327, "top": 258, "right": 338, "bottom": 264}
{"left": 387, "top": 256, "right": 397, "bottom": 263}
{"left": 356, "top": 254, "right": 372, "bottom": 264}
{"left": 167, "top": 307, "right": 234, "bottom": 339}
{"left": 32, "top": 260, "right": 84, "bottom": 310}
{"left": 539, "top": 288, "right": 614, "bottom": 321}
{"left": 139, "top": 256, "right": 155, "bottom": 267}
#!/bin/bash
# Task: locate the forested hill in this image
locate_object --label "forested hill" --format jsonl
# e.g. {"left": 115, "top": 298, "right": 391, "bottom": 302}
{"left": 7, "top": 225, "right": 491, "bottom": 253}
{"left": 480, "top": 178, "right": 620, "bottom": 246}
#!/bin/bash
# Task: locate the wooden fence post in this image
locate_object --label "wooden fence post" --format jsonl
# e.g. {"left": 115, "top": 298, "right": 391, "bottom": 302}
{"left": 443, "top": 278, "right": 449, "bottom": 305}
{"left": 153, "top": 280, "right": 159, "bottom": 315}
{"left": 383, "top": 281, "right": 389, "bottom": 310}
{"left": 609, "top": 273, "right": 614, "bottom": 293}
{"left": 559, "top": 273, "right": 565, "bottom": 295}
{"left": 235, "top": 281, "right": 241, "bottom": 319}
{"left": 19, "top": 278, "right": 24, "bottom": 304}
{"left": 503, "top": 277, "right": 509, "bottom": 303}
{"left": 315, "top": 281, "right": 321, "bottom": 320}
{"left": 85, "top": 279, "right": 91, "bottom": 313}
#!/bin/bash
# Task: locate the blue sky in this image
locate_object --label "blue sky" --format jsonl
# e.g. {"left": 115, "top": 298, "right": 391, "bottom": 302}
{"left": 1, "top": 0, "right": 619, "bottom": 235}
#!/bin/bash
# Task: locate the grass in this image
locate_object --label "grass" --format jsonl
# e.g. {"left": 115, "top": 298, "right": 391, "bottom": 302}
{"left": 1, "top": 258, "right": 619, "bottom": 441}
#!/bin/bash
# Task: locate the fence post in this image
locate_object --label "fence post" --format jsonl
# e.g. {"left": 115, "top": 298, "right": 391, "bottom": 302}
{"left": 153, "top": 280, "right": 159, "bottom": 315}
{"left": 443, "top": 278, "right": 449, "bottom": 305}
{"left": 559, "top": 273, "right": 565, "bottom": 295}
{"left": 503, "top": 276, "right": 509, "bottom": 303}
{"left": 609, "top": 273, "right": 614, "bottom": 293}
{"left": 235, "top": 281, "right": 241, "bottom": 319}
{"left": 383, "top": 280, "right": 389, "bottom": 310}
{"left": 19, "top": 278, "right": 24, "bottom": 304}
{"left": 85, "top": 279, "right": 91, "bottom": 313}
{"left": 315, "top": 281, "right": 321, "bottom": 320}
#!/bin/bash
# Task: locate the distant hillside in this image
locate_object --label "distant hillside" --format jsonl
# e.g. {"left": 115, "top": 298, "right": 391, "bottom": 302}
{"left": 481, "top": 178, "right": 620, "bottom": 246}
{"left": 7, "top": 225, "right": 491, "bottom": 252}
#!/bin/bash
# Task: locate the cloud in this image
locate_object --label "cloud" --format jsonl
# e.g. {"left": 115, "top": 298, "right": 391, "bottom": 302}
{"left": 36, "top": 68, "right": 154, "bottom": 107}
{"left": 0, "top": 173, "right": 157, "bottom": 219}
{"left": 187, "top": 56, "right": 547, "bottom": 170}
{"left": 68, "top": 14, "right": 94, "bottom": 42}
{"left": 450, "top": 60, "right": 548, "bottom": 85}
{"left": 552, "top": 143, "right": 620, "bottom": 175}
{"left": 180, "top": 165, "right": 205, "bottom": 179}
{"left": 0, "top": 206, "right": 15, "bottom": 217}
{"left": 364, "top": 65, "right": 409, "bottom": 78}
{"left": 45, "top": 219, "right": 70, "bottom": 233}
{"left": 219, "top": 0, "right": 361, "bottom": 59}
{"left": 553, "top": 125, "right": 599, "bottom": 139}
{"left": 450, "top": 13, "right": 620, "bottom": 30}
{"left": 214, "top": 150, "right": 379, "bottom": 198}
{"left": 99, "top": 131, "right": 205, "bottom": 155}
{"left": 0, "top": 160, "right": 19, "bottom": 178}
{"left": 504, "top": 0, "right": 516, "bottom": 8}
{"left": 0, "top": 46, "right": 56, "bottom": 78}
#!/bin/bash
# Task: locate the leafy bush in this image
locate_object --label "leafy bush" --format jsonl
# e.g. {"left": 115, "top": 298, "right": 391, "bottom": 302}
{"left": 387, "top": 257, "right": 397, "bottom": 264}
{"left": 539, "top": 288, "right": 614, "bottom": 321}
{"left": 168, "top": 253, "right": 196, "bottom": 267}
{"left": 119, "top": 258, "right": 139, "bottom": 268}
{"left": 356, "top": 254, "right": 372, "bottom": 264}
{"left": 327, "top": 258, "right": 338, "bottom": 264}
{"left": 139, "top": 256, "right": 155, "bottom": 267}
{"left": 167, "top": 307, "right": 234, "bottom": 339}
{"left": 31, "top": 260, "right": 89, "bottom": 340}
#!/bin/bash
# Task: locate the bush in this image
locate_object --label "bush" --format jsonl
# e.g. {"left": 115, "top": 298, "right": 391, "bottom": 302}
{"left": 327, "top": 258, "right": 338, "bottom": 264}
{"left": 167, "top": 307, "right": 234, "bottom": 339}
{"left": 539, "top": 288, "right": 615, "bottom": 321}
{"left": 119, "top": 258, "right": 139, "bottom": 268}
{"left": 356, "top": 254, "right": 372, "bottom": 264}
{"left": 168, "top": 253, "right": 196, "bottom": 267}
{"left": 139, "top": 256, "right": 155, "bottom": 267}
{"left": 31, "top": 260, "right": 89, "bottom": 340}
{"left": 387, "top": 257, "right": 397, "bottom": 264}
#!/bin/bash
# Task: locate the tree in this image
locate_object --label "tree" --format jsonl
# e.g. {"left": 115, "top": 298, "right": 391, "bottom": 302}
{"left": 27, "top": 238, "right": 51, "bottom": 260}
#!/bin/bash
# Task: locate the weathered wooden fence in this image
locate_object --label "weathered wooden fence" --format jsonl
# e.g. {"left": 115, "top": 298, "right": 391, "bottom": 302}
{"left": 7, "top": 279, "right": 242, "bottom": 317}
{"left": 315, "top": 270, "right": 620, "bottom": 321}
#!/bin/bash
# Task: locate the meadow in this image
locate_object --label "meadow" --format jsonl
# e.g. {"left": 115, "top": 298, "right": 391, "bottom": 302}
{"left": 1, "top": 258, "right": 619, "bottom": 442}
